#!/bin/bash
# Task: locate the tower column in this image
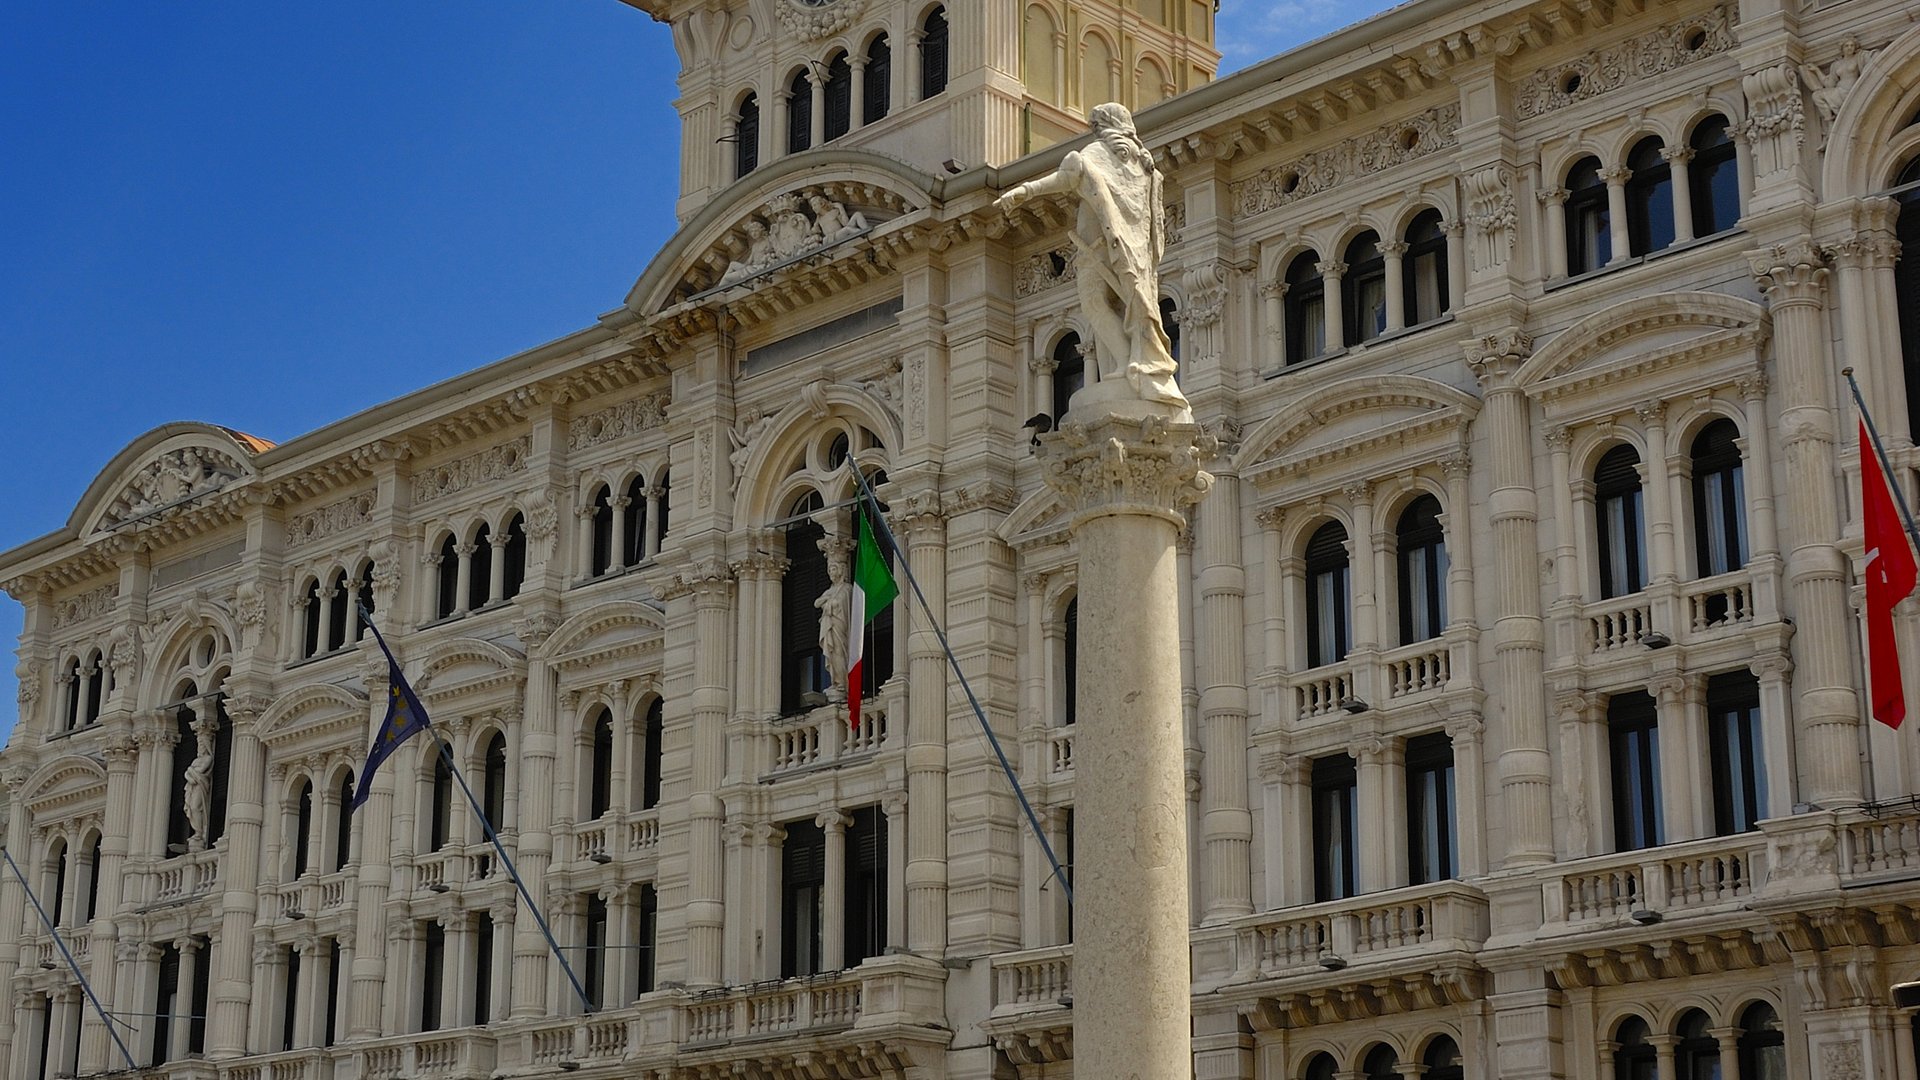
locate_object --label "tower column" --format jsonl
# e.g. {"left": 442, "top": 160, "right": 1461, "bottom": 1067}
{"left": 1040, "top": 412, "right": 1212, "bottom": 1080}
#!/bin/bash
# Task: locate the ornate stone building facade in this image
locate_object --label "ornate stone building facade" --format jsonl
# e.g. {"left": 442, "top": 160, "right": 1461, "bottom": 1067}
{"left": 6, "top": 0, "right": 1920, "bottom": 1077}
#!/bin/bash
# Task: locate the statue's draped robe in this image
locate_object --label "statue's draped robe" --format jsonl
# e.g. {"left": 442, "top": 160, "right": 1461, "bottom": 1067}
{"left": 1068, "top": 140, "right": 1184, "bottom": 407}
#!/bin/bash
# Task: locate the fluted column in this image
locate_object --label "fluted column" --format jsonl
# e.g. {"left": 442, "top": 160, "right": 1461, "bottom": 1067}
{"left": 1639, "top": 401, "right": 1678, "bottom": 585}
{"left": 350, "top": 662, "right": 395, "bottom": 1037}
{"left": 1749, "top": 241, "right": 1862, "bottom": 807}
{"left": 209, "top": 694, "right": 268, "bottom": 1055}
{"left": 79, "top": 734, "right": 137, "bottom": 1069}
{"left": 0, "top": 771, "right": 32, "bottom": 1069}
{"left": 453, "top": 542, "right": 476, "bottom": 614}
{"left": 1038, "top": 412, "right": 1212, "bottom": 1080}
{"left": 510, "top": 646, "right": 563, "bottom": 1013}
{"left": 1830, "top": 210, "right": 1909, "bottom": 447}
{"left": 1196, "top": 471, "right": 1254, "bottom": 920}
{"left": 1468, "top": 333, "right": 1554, "bottom": 864}
{"left": 170, "top": 937, "right": 200, "bottom": 1057}
{"left": 667, "top": 560, "right": 733, "bottom": 986}
{"left": 895, "top": 495, "right": 950, "bottom": 954}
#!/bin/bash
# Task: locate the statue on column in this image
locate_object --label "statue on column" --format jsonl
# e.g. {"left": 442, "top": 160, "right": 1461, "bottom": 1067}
{"left": 183, "top": 718, "right": 216, "bottom": 851}
{"left": 995, "top": 103, "right": 1189, "bottom": 420}
{"left": 815, "top": 551, "right": 853, "bottom": 703}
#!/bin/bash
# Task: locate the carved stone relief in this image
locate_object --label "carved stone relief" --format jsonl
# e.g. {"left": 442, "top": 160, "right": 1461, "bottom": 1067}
{"left": 104, "top": 446, "right": 248, "bottom": 527}
{"left": 285, "top": 491, "right": 376, "bottom": 551}
{"left": 719, "top": 192, "right": 871, "bottom": 286}
{"left": 412, "top": 437, "right": 530, "bottom": 506}
{"left": 1466, "top": 164, "right": 1517, "bottom": 271}
{"left": 1514, "top": 6, "right": 1736, "bottom": 119}
{"left": 1744, "top": 62, "right": 1806, "bottom": 181}
{"left": 1800, "top": 37, "right": 1875, "bottom": 126}
{"left": 568, "top": 392, "right": 671, "bottom": 452}
{"left": 772, "top": 0, "right": 865, "bottom": 41}
{"left": 52, "top": 584, "right": 117, "bottom": 629}
{"left": 1232, "top": 104, "right": 1460, "bottom": 218}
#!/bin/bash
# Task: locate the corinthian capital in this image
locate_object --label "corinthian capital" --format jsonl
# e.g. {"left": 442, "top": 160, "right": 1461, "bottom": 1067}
{"left": 1747, "top": 241, "right": 1829, "bottom": 300}
{"left": 1038, "top": 414, "right": 1216, "bottom": 526}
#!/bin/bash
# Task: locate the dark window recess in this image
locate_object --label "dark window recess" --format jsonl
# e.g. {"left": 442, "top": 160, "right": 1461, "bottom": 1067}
{"left": 334, "top": 774, "right": 353, "bottom": 872}
{"left": 1343, "top": 231, "right": 1387, "bottom": 346}
{"left": 293, "top": 780, "right": 313, "bottom": 878}
{"left": 583, "top": 893, "right": 608, "bottom": 1010}
{"left": 501, "top": 514, "right": 527, "bottom": 600}
{"left": 1051, "top": 332, "right": 1084, "bottom": 421}
{"left": 1160, "top": 297, "right": 1181, "bottom": 366}
{"left": 920, "top": 8, "right": 949, "bottom": 98}
{"left": 1596, "top": 444, "right": 1647, "bottom": 598}
{"left": 1363, "top": 1046, "right": 1399, "bottom": 1080}
{"left": 483, "top": 733, "right": 508, "bottom": 835}
{"left": 843, "top": 805, "right": 888, "bottom": 968}
{"left": 208, "top": 701, "right": 232, "bottom": 846}
{"left": 735, "top": 93, "right": 760, "bottom": 178}
{"left": 1304, "top": 521, "right": 1351, "bottom": 667}
{"left": 49, "top": 843, "right": 67, "bottom": 926}
{"left": 355, "top": 562, "right": 375, "bottom": 638}
{"left": 421, "top": 922, "right": 445, "bottom": 1032}
{"left": 788, "top": 70, "right": 813, "bottom": 153}
{"left": 325, "top": 938, "right": 343, "bottom": 1046}
{"left": 589, "top": 709, "right": 614, "bottom": 819}
{"left": 167, "top": 708, "right": 197, "bottom": 855}
{"left": 1062, "top": 596, "right": 1079, "bottom": 726}
{"left": 1608, "top": 692, "right": 1663, "bottom": 852}
{"left": 473, "top": 915, "right": 493, "bottom": 1026}
{"left": 623, "top": 476, "right": 649, "bottom": 568}
{"left": 327, "top": 570, "right": 350, "bottom": 650}
{"left": 1405, "top": 732, "right": 1458, "bottom": 885}
{"left": 781, "top": 819, "right": 826, "bottom": 977}
{"left": 1708, "top": 671, "right": 1766, "bottom": 835}
{"left": 1896, "top": 157, "right": 1920, "bottom": 434}
{"left": 468, "top": 524, "right": 493, "bottom": 610}
{"left": 1566, "top": 156, "right": 1611, "bottom": 274}
{"left": 864, "top": 36, "right": 891, "bottom": 123}
{"left": 1303, "top": 1054, "right": 1339, "bottom": 1080}
{"left": 280, "top": 946, "right": 300, "bottom": 1051}
{"left": 1676, "top": 1011, "right": 1719, "bottom": 1080}
{"left": 1311, "top": 754, "right": 1358, "bottom": 902}
{"left": 1404, "top": 208, "right": 1449, "bottom": 325}
{"left": 188, "top": 934, "right": 210, "bottom": 1054}
{"left": 642, "top": 698, "right": 664, "bottom": 810}
{"left": 437, "top": 534, "right": 460, "bottom": 617}
{"left": 824, "top": 52, "right": 852, "bottom": 141}
{"left": 1691, "top": 419, "right": 1747, "bottom": 583}
{"left": 1396, "top": 494, "right": 1448, "bottom": 643}
{"left": 153, "top": 943, "right": 180, "bottom": 1063}
{"left": 1424, "top": 1036, "right": 1465, "bottom": 1080}
{"left": 83, "top": 836, "right": 101, "bottom": 921}
{"left": 1738, "top": 1002, "right": 1786, "bottom": 1080}
{"left": 1689, "top": 115, "right": 1739, "bottom": 237}
{"left": 1613, "top": 1018, "right": 1658, "bottom": 1080}
{"left": 1284, "top": 252, "right": 1326, "bottom": 363}
{"left": 303, "top": 580, "right": 322, "bottom": 657}
{"left": 655, "top": 470, "right": 671, "bottom": 547}
{"left": 589, "top": 486, "right": 614, "bottom": 577}
{"left": 637, "top": 883, "right": 659, "bottom": 994}
{"left": 781, "top": 495, "right": 829, "bottom": 714}
{"left": 430, "top": 753, "right": 453, "bottom": 851}
{"left": 1625, "top": 137, "right": 1675, "bottom": 255}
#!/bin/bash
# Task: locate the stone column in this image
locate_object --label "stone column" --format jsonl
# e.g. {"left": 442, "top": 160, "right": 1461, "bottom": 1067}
{"left": 807, "top": 71, "right": 826, "bottom": 147}
{"left": 509, "top": 651, "right": 562, "bottom": 1014}
{"left": 1469, "top": 333, "right": 1554, "bottom": 865}
{"left": 1638, "top": 401, "right": 1677, "bottom": 586}
{"left": 487, "top": 531, "right": 507, "bottom": 599}
{"left": 644, "top": 486, "right": 666, "bottom": 560}
{"left": 1195, "top": 470, "right": 1254, "bottom": 921}
{"left": 1380, "top": 241, "right": 1409, "bottom": 333}
{"left": 850, "top": 57, "right": 867, "bottom": 125}
{"left": 1652, "top": 676, "right": 1698, "bottom": 843}
{"left": 1260, "top": 282, "right": 1288, "bottom": 370}
{"left": 453, "top": 542, "right": 476, "bottom": 614}
{"left": 1538, "top": 189, "right": 1569, "bottom": 278}
{"left": 610, "top": 495, "right": 631, "bottom": 570}
{"left": 209, "top": 694, "right": 268, "bottom": 1055}
{"left": 664, "top": 559, "right": 734, "bottom": 986}
{"left": 350, "top": 663, "right": 396, "bottom": 1038}
{"left": 1446, "top": 715, "right": 1488, "bottom": 876}
{"left": 1318, "top": 259, "right": 1347, "bottom": 353}
{"left": 609, "top": 680, "right": 632, "bottom": 816}
{"left": 1356, "top": 735, "right": 1394, "bottom": 890}
{"left": 895, "top": 496, "right": 950, "bottom": 955}
{"left": 1602, "top": 165, "right": 1632, "bottom": 263}
{"left": 170, "top": 937, "right": 200, "bottom": 1057}
{"left": 1665, "top": 147, "right": 1696, "bottom": 243}
{"left": 1749, "top": 242, "right": 1862, "bottom": 807}
{"left": 880, "top": 791, "right": 909, "bottom": 952}
{"left": 1444, "top": 220, "right": 1467, "bottom": 311}
{"left": 574, "top": 505, "right": 595, "bottom": 582}
{"left": 1038, "top": 412, "right": 1212, "bottom": 1080}
{"left": 818, "top": 810, "right": 850, "bottom": 970}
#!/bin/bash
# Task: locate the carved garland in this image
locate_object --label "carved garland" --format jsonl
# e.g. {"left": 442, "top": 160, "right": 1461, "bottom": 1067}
{"left": 1232, "top": 104, "right": 1461, "bottom": 218}
{"left": 285, "top": 490, "right": 376, "bottom": 551}
{"left": 569, "top": 392, "right": 671, "bottom": 452}
{"left": 413, "top": 437, "right": 531, "bottom": 506}
{"left": 1514, "top": 5, "right": 1737, "bottom": 119}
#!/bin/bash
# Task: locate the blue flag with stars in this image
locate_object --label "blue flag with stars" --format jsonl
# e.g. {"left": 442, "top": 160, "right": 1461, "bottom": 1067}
{"left": 351, "top": 613, "right": 432, "bottom": 810}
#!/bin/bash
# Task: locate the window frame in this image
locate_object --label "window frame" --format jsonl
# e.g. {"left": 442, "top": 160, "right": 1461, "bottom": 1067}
{"left": 1565, "top": 156, "right": 1612, "bottom": 275}
{"left": 1607, "top": 692, "right": 1663, "bottom": 852}
{"left": 1311, "top": 753, "right": 1358, "bottom": 902}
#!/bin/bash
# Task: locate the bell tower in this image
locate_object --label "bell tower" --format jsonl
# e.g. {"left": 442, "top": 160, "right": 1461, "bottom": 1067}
{"left": 619, "top": 0, "right": 1219, "bottom": 220}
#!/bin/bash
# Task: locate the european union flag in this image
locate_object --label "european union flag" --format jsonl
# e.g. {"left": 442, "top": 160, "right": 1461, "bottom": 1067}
{"left": 351, "top": 615, "right": 432, "bottom": 810}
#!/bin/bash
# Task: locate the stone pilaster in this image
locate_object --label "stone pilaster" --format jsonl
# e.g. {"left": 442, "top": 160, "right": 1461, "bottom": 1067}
{"left": 1039, "top": 412, "right": 1213, "bottom": 1080}
{"left": 1195, "top": 468, "right": 1253, "bottom": 921}
{"left": 209, "top": 691, "right": 271, "bottom": 1055}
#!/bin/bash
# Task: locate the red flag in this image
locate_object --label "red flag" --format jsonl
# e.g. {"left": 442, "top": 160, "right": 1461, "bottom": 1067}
{"left": 1862, "top": 419, "right": 1917, "bottom": 728}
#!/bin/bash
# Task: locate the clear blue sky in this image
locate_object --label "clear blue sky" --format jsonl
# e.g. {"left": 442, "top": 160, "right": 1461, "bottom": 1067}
{"left": 0, "top": 2, "right": 1393, "bottom": 744}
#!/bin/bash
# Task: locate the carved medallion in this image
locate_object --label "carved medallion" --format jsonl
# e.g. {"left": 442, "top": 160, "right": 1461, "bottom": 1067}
{"left": 774, "top": 0, "right": 863, "bottom": 42}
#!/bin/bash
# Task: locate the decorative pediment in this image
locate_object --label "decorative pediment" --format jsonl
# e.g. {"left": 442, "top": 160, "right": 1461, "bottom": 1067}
{"left": 257, "top": 683, "right": 370, "bottom": 747}
{"left": 20, "top": 755, "right": 107, "bottom": 819}
{"left": 415, "top": 638, "right": 526, "bottom": 702}
{"left": 676, "top": 183, "right": 912, "bottom": 300}
{"left": 72, "top": 423, "right": 270, "bottom": 538}
{"left": 543, "top": 601, "right": 667, "bottom": 672}
{"left": 1515, "top": 292, "right": 1769, "bottom": 406}
{"left": 1236, "top": 376, "right": 1481, "bottom": 484}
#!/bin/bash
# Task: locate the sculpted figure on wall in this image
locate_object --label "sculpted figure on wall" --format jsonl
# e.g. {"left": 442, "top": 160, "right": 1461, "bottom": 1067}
{"left": 815, "top": 548, "right": 852, "bottom": 703}
{"left": 183, "top": 718, "right": 217, "bottom": 851}
{"left": 995, "top": 103, "right": 1188, "bottom": 419}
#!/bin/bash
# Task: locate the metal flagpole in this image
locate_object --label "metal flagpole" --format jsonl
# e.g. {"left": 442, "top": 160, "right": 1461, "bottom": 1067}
{"left": 1844, "top": 368, "right": 1920, "bottom": 550}
{"left": 0, "top": 846, "right": 140, "bottom": 1071}
{"left": 356, "top": 606, "right": 596, "bottom": 1015}
{"left": 848, "top": 464, "right": 1074, "bottom": 904}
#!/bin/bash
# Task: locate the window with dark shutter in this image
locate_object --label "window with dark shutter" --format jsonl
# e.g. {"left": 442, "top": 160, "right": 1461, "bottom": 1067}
{"left": 920, "top": 8, "right": 949, "bottom": 98}
{"left": 641, "top": 698, "right": 664, "bottom": 810}
{"left": 421, "top": 922, "right": 445, "bottom": 1032}
{"left": 843, "top": 805, "right": 888, "bottom": 968}
{"left": 589, "top": 709, "right": 613, "bottom": 819}
{"left": 1608, "top": 691, "right": 1662, "bottom": 851}
{"left": 1304, "top": 521, "right": 1351, "bottom": 667}
{"left": 1896, "top": 157, "right": 1920, "bottom": 430}
{"left": 471, "top": 918, "right": 491, "bottom": 1027}
{"left": 781, "top": 496, "right": 829, "bottom": 714}
{"left": 501, "top": 513, "right": 526, "bottom": 600}
{"left": 1707, "top": 671, "right": 1765, "bottom": 834}
{"left": 735, "top": 93, "right": 760, "bottom": 178}
{"left": 468, "top": 523, "right": 492, "bottom": 610}
{"left": 781, "top": 820, "right": 826, "bottom": 977}
{"left": 864, "top": 36, "right": 891, "bottom": 123}
{"left": 303, "top": 579, "right": 322, "bottom": 657}
{"left": 1062, "top": 596, "right": 1078, "bottom": 726}
{"left": 1051, "top": 332, "right": 1084, "bottom": 421}
{"left": 637, "top": 883, "right": 659, "bottom": 993}
{"left": 1405, "top": 732, "right": 1457, "bottom": 884}
{"left": 1566, "top": 156, "right": 1611, "bottom": 273}
{"left": 1595, "top": 444, "right": 1647, "bottom": 598}
{"left": 1624, "top": 136, "right": 1674, "bottom": 255}
{"left": 583, "top": 893, "right": 608, "bottom": 1010}
{"left": 788, "top": 70, "right": 813, "bottom": 153}
{"left": 589, "top": 485, "right": 614, "bottom": 577}
{"left": 1311, "top": 754, "right": 1357, "bottom": 901}
{"left": 824, "top": 52, "right": 852, "bottom": 141}
{"left": 1396, "top": 495, "right": 1448, "bottom": 643}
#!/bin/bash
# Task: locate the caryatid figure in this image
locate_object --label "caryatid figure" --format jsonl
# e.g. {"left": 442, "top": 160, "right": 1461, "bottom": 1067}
{"left": 995, "top": 102, "right": 1188, "bottom": 417}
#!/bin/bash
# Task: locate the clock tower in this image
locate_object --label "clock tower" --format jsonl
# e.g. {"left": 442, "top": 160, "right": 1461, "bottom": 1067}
{"left": 618, "top": 0, "right": 1219, "bottom": 220}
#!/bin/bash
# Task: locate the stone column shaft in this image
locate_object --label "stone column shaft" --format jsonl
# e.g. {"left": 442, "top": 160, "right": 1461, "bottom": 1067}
{"left": 1196, "top": 473, "right": 1254, "bottom": 920}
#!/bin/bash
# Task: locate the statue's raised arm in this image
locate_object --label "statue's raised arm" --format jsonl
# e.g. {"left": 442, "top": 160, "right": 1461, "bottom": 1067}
{"left": 995, "top": 103, "right": 1190, "bottom": 422}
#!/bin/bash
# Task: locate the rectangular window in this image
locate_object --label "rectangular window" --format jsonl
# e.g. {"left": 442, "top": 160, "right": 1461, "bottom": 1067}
{"left": 280, "top": 946, "right": 301, "bottom": 1051}
{"left": 781, "top": 819, "right": 826, "bottom": 977}
{"left": 1307, "top": 563, "right": 1351, "bottom": 667}
{"left": 1406, "top": 733, "right": 1458, "bottom": 885}
{"left": 188, "top": 935, "right": 211, "bottom": 1054}
{"left": 637, "top": 883, "right": 658, "bottom": 995}
{"left": 583, "top": 893, "right": 608, "bottom": 1010}
{"left": 1599, "top": 487, "right": 1647, "bottom": 597}
{"left": 1608, "top": 692, "right": 1664, "bottom": 852}
{"left": 1708, "top": 672, "right": 1766, "bottom": 835}
{"left": 843, "top": 805, "right": 888, "bottom": 968}
{"left": 1312, "top": 754, "right": 1358, "bottom": 902}
{"left": 473, "top": 914, "right": 493, "bottom": 1026}
{"left": 153, "top": 943, "right": 180, "bottom": 1063}
{"left": 325, "top": 938, "right": 342, "bottom": 1047}
{"left": 420, "top": 922, "right": 445, "bottom": 1032}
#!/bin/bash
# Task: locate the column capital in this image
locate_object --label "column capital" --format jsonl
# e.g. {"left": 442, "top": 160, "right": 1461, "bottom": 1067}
{"left": 1259, "top": 281, "right": 1289, "bottom": 299}
{"left": 1463, "top": 329, "right": 1535, "bottom": 386}
{"left": 1600, "top": 164, "right": 1632, "bottom": 186}
{"left": 1038, "top": 415, "right": 1216, "bottom": 528}
{"left": 816, "top": 809, "right": 852, "bottom": 833}
{"left": 1735, "top": 369, "right": 1770, "bottom": 401}
{"left": 1315, "top": 259, "right": 1349, "bottom": 279}
{"left": 1255, "top": 506, "right": 1285, "bottom": 531}
{"left": 1633, "top": 400, "right": 1668, "bottom": 426}
{"left": 1747, "top": 240, "right": 1830, "bottom": 301}
{"left": 1536, "top": 187, "right": 1569, "bottom": 207}
{"left": 1378, "top": 240, "right": 1409, "bottom": 257}
{"left": 1660, "top": 146, "right": 1696, "bottom": 165}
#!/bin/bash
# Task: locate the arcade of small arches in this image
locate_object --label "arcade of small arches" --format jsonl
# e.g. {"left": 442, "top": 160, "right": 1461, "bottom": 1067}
{"left": 1546, "top": 113, "right": 1744, "bottom": 279}
{"left": 578, "top": 465, "right": 671, "bottom": 585}
{"left": 1019, "top": 1, "right": 1186, "bottom": 116}
{"left": 429, "top": 510, "right": 529, "bottom": 623}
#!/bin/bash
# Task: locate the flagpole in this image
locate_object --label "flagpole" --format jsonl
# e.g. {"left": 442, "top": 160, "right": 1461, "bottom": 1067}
{"left": 1844, "top": 368, "right": 1920, "bottom": 551}
{"left": 0, "top": 846, "right": 140, "bottom": 1072}
{"left": 356, "top": 608, "right": 597, "bottom": 1015}
{"left": 847, "top": 464, "right": 1074, "bottom": 905}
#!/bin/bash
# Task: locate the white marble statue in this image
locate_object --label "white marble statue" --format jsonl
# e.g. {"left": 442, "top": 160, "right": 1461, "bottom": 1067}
{"left": 183, "top": 725, "right": 216, "bottom": 851}
{"left": 995, "top": 102, "right": 1188, "bottom": 416}
{"left": 809, "top": 194, "right": 868, "bottom": 244}
{"left": 815, "top": 550, "right": 852, "bottom": 703}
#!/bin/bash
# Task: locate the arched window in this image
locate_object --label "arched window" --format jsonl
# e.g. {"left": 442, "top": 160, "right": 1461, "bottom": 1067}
{"left": 1566, "top": 156, "right": 1611, "bottom": 274}
{"left": 1625, "top": 136, "right": 1675, "bottom": 255}
{"left": 1160, "top": 297, "right": 1180, "bottom": 366}
{"left": 734, "top": 93, "right": 760, "bottom": 179}
{"left": 1397, "top": 495, "right": 1448, "bottom": 643}
{"left": 787, "top": 69, "right": 813, "bottom": 154}
{"left": 920, "top": 8, "right": 950, "bottom": 98}
{"left": 63, "top": 657, "right": 82, "bottom": 730}
{"left": 588, "top": 708, "right": 614, "bottom": 820}
{"left": 1608, "top": 693, "right": 1663, "bottom": 852}
{"left": 641, "top": 698, "right": 664, "bottom": 810}
{"left": 624, "top": 476, "right": 649, "bottom": 568}
{"left": 1894, "top": 156, "right": 1920, "bottom": 430}
{"left": 1675, "top": 1010, "right": 1718, "bottom": 1080}
{"left": 334, "top": 773, "right": 353, "bottom": 872}
{"left": 354, "top": 562, "right": 375, "bottom": 640}
{"left": 436, "top": 535, "right": 459, "bottom": 619}
{"left": 482, "top": 732, "right": 508, "bottom": 836}
{"left": 781, "top": 492, "right": 830, "bottom": 715}
{"left": 468, "top": 523, "right": 493, "bottom": 611}
{"left": 292, "top": 779, "right": 314, "bottom": 878}
{"left": 81, "top": 835, "right": 101, "bottom": 922}
{"left": 588, "top": 485, "right": 614, "bottom": 578}
{"left": 1691, "top": 419, "right": 1746, "bottom": 578}
{"left": 1284, "top": 253, "right": 1327, "bottom": 364}
{"left": 1051, "top": 332, "right": 1084, "bottom": 421}
{"left": 1302, "top": 1053, "right": 1339, "bottom": 1080}
{"left": 1596, "top": 445, "right": 1648, "bottom": 598}
{"left": 1404, "top": 208, "right": 1449, "bottom": 325}
{"left": 303, "top": 579, "right": 324, "bottom": 658}
{"left": 1423, "top": 1036, "right": 1465, "bottom": 1080}
{"left": 824, "top": 51, "right": 852, "bottom": 141}
{"left": 1689, "top": 115, "right": 1739, "bottom": 236}
{"left": 1304, "top": 521, "right": 1351, "bottom": 668}
{"left": 1736, "top": 1002, "right": 1785, "bottom": 1080}
{"left": 1061, "top": 595, "right": 1079, "bottom": 727}
{"left": 47, "top": 840, "right": 68, "bottom": 926}
{"left": 864, "top": 36, "right": 892, "bottom": 123}
{"left": 429, "top": 751, "right": 454, "bottom": 852}
{"left": 1344, "top": 231, "right": 1387, "bottom": 346}
{"left": 1614, "top": 1017, "right": 1657, "bottom": 1080}
{"left": 166, "top": 697, "right": 234, "bottom": 855}
{"left": 326, "top": 570, "right": 351, "bottom": 651}
{"left": 500, "top": 513, "right": 527, "bottom": 601}
{"left": 1362, "top": 1045, "right": 1398, "bottom": 1080}
{"left": 84, "top": 651, "right": 104, "bottom": 725}
{"left": 655, "top": 469, "right": 672, "bottom": 550}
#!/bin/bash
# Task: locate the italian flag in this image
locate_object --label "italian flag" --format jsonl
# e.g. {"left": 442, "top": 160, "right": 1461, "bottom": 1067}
{"left": 848, "top": 504, "right": 899, "bottom": 730}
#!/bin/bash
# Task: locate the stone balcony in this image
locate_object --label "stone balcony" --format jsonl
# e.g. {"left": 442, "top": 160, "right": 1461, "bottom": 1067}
{"left": 754, "top": 685, "right": 897, "bottom": 780}
{"left": 260, "top": 869, "right": 355, "bottom": 922}
{"left": 1277, "top": 626, "right": 1476, "bottom": 725}
{"left": 1555, "top": 562, "right": 1784, "bottom": 666}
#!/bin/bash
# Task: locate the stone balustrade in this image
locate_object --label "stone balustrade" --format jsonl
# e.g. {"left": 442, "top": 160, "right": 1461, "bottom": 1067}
{"left": 1543, "top": 832, "right": 1765, "bottom": 928}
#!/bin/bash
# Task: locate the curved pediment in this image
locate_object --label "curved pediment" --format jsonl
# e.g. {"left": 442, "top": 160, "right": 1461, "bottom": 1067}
{"left": 21, "top": 755, "right": 107, "bottom": 818}
{"left": 997, "top": 487, "right": 1072, "bottom": 552}
{"left": 542, "top": 601, "right": 667, "bottom": 671}
{"left": 1514, "top": 292, "right": 1768, "bottom": 396}
{"left": 626, "top": 150, "right": 938, "bottom": 315}
{"left": 415, "top": 638, "right": 527, "bottom": 701}
{"left": 74, "top": 422, "right": 271, "bottom": 537}
{"left": 258, "top": 683, "right": 369, "bottom": 746}
{"left": 1235, "top": 376, "right": 1481, "bottom": 480}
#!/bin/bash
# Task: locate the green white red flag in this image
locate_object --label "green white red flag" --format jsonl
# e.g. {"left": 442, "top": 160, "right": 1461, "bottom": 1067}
{"left": 848, "top": 503, "right": 899, "bottom": 730}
